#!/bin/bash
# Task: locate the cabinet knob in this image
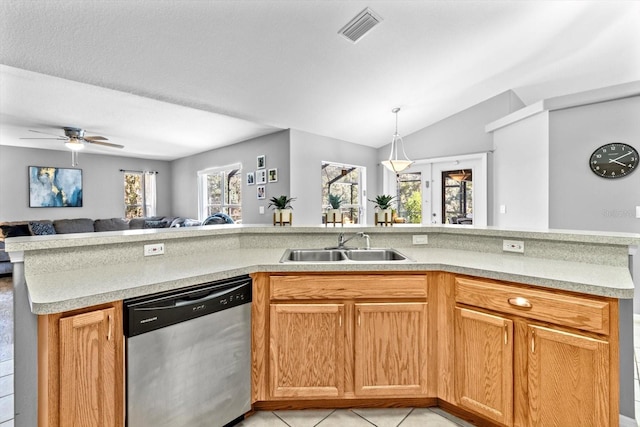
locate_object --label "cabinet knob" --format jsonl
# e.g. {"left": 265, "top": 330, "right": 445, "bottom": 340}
{"left": 508, "top": 297, "right": 532, "bottom": 308}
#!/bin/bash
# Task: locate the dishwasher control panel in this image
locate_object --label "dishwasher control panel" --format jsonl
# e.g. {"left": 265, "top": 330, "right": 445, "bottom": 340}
{"left": 123, "top": 275, "right": 252, "bottom": 337}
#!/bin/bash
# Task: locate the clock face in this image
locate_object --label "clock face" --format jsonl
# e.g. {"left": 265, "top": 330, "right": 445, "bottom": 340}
{"left": 589, "top": 143, "right": 638, "bottom": 179}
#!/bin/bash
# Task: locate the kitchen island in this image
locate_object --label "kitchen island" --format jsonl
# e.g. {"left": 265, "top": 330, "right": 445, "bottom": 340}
{"left": 5, "top": 224, "right": 638, "bottom": 426}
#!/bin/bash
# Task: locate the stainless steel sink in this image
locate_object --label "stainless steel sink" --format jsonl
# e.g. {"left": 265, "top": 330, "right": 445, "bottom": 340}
{"left": 344, "top": 249, "right": 409, "bottom": 261}
{"left": 280, "top": 248, "right": 411, "bottom": 263}
{"left": 282, "top": 249, "right": 348, "bottom": 262}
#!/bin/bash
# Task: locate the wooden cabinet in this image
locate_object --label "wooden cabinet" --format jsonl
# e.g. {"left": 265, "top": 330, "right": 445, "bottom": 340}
{"left": 527, "top": 325, "right": 609, "bottom": 426}
{"left": 453, "top": 275, "right": 617, "bottom": 427}
{"left": 454, "top": 307, "right": 513, "bottom": 426}
{"left": 269, "top": 303, "right": 345, "bottom": 398}
{"left": 39, "top": 301, "right": 124, "bottom": 427}
{"left": 355, "top": 302, "right": 428, "bottom": 397}
{"left": 254, "top": 273, "right": 431, "bottom": 402}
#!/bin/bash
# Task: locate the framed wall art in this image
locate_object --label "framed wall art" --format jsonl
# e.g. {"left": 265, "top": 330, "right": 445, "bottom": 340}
{"left": 257, "top": 155, "right": 266, "bottom": 169}
{"left": 29, "top": 166, "right": 83, "bottom": 208}
{"left": 268, "top": 168, "right": 278, "bottom": 183}
{"left": 257, "top": 185, "right": 266, "bottom": 200}
{"left": 256, "top": 169, "right": 267, "bottom": 184}
{"left": 246, "top": 172, "right": 255, "bottom": 186}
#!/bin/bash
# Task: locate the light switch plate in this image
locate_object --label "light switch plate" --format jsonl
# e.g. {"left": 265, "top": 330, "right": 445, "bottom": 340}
{"left": 259, "top": 206, "right": 265, "bottom": 214}
{"left": 636, "top": 206, "right": 640, "bottom": 218}
{"left": 503, "top": 240, "right": 524, "bottom": 253}
{"left": 144, "top": 243, "right": 165, "bottom": 256}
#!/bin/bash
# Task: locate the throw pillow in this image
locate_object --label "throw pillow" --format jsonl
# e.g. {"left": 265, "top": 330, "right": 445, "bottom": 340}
{"left": 29, "top": 221, "right": 56, "bottom": 236}
{"left": 0, "top": 223, "right": 31, "bottom": 238}
{"left": 144, "top": 220, "right": 168, "bottom": 229}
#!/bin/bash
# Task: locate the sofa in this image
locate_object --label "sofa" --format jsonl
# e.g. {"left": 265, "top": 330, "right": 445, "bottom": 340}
{"left": 0, "top": 216, "right": 202, "bottom": 276}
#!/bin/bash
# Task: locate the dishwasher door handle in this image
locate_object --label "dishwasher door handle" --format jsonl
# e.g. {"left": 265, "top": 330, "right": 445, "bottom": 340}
{"left": 174, "top": 283, "right": 248, "bottom": 307}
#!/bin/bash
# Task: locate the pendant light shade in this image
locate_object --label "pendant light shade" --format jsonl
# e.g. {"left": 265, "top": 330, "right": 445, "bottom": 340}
{"left": 381, "top": 107, "right": 413, "bottom": 173}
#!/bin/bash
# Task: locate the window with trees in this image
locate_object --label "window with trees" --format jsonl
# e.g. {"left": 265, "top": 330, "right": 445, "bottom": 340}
{"left": 198, "top": 164, "right": 242, "bottom": 223}
{"left": 321, "top": 162, "right": 364, "bottom": 224}
{"left": 396, "top": 172, "right": 422, "bottom": 224}
{"left": 124, "top": 171, "right": 157, "bottom": 219}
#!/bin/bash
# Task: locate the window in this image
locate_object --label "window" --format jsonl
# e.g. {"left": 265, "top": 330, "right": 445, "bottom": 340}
{"left": 321, "top": 161, "right": 365, "bottom": 224}
{"left": 396, "top": 172, "right": 422, "bottom": 224}
{"left": 198, "top": 164, "right": 242, "bottom": 223}
{"left": 442, "top": 169, "right": 473, "bottom": 224}
{"left": 124, "top": 171, "right": 157, "bottom": 219}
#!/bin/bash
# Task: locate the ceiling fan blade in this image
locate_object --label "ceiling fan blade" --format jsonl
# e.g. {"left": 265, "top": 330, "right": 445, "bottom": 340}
{"left": 87, "top": 140, "right": 124, "bottom": 149}
{"left": 20, "top": 137, "right": 67, "bottom": 140}
{"left": 28, "top": 129, "right": 67, "bottom": 138}
{"left": 83, "top": 136, "right": 109, "bottom": 141}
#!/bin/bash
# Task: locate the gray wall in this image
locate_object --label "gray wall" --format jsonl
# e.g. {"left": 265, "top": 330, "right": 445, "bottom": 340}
{"left": 289, "top": 129, "right": 378, "bottom": 225}
{"left": 0, "top": 145, "right": 172, "bottom": 222}
{"left": 392, "top": 90, "right": 524, "bottom": 161}
{"left": 492, "top": 111, "right": 550, "bottom": 229}
{"left": 170, "top": 130, "right": 290, "bottom": 224}
{"left": 549, "top": 96, "right": 640, "bottom": 233}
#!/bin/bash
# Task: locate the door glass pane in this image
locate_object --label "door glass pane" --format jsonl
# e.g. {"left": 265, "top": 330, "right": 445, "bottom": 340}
{"left": 442, "top": 169, "right": 473, "bottom": 224}
{"left": 396, "top": 172, "right": 421, "bottom": 224}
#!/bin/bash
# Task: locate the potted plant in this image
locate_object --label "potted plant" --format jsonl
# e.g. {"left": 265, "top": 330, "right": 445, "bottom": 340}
{"left": 268, "top": 195, "right": 296, "bottom": 225}
{"left": 327, "top": 193, "right": 343, "bottom": 223}
{"left": 369, "top": 194, "right": 395, "bottom": 224}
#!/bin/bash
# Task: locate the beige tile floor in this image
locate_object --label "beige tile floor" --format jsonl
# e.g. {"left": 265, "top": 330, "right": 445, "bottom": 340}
{"left": 0, "top": 277, "right": 638, "bottom": 427}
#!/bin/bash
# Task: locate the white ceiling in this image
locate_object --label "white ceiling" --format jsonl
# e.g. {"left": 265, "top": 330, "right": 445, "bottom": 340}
{"left": 1, "top": 0, "right": 639, "bottom": 161}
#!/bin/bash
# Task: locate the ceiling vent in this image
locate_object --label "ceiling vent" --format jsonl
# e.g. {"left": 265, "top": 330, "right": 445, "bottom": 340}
{"left": 338, "top": 8, "right": 383, "bottom": 43}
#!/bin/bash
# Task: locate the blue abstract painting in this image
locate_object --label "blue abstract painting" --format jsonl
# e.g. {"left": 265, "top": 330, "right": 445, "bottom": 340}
{"left": 29, "top": 166, "right": 83, "bottom": 208}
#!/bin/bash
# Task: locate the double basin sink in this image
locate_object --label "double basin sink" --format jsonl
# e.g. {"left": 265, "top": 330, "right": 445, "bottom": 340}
{"left": 280, "top": 248, "right": 412, "bottom": 263}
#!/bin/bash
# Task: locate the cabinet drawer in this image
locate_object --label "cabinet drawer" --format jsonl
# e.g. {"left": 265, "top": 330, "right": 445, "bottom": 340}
{"left": 454, "top": 276, "right": 610, "bottom": 335}
{"left": 270, "top": 275, "right": 428, "bottom": 300}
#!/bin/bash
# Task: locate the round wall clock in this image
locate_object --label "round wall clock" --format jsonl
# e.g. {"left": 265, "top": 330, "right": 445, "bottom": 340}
{"left": 589, "top": 142, "right": 638, "bottom": 179}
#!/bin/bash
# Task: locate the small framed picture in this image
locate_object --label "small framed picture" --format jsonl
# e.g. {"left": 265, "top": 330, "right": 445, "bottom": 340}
{"left": 257, "top": 155, "right": 266, "bottom": 169}
{"left": 257, "top": 185, "right": 266, "bottom": 200}
{"left": 246, "top": 172, "right": 255, "bottom": 186}
{"left": 268, "top": 168, "right": 278, "bottom": 183}
{"left": 256, "top": 169, "right": 267, "bottom": 184}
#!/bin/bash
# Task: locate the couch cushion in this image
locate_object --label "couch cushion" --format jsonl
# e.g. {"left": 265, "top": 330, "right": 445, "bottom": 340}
{"left": 0, "top": 223, "right": 31, "bottom": 239}
{"left": 0, "top": 242, "right": 9, "bottom": 263}
{"left": 94, "top": 218, "right": 129, "bottom": 232}
{"left": 29, "top": 220, "right": 56, "bottom": 236}
{"left": 53, "top": 218, "right": 95, "bottom": 234}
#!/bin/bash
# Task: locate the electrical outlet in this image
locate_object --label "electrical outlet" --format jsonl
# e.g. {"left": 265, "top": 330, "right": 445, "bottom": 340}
{"left": 412, "top": 235, "right": 428, "bottom": 245}
{"left": 259, "top": 206, "right": 265, "bottom": 214}
{"left": 503, "top": 240, "right": 524, "bottom": 253}
{"left": 144, "top": 243, "right": 165, "bottom": 256}
{"left": 499, "top": 205, "right": 507, "bottom": 214}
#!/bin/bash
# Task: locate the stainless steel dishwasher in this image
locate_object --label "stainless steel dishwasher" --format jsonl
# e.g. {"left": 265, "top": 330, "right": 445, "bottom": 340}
{"left": 124, "top": 275, "right": 252, "bottom": 427}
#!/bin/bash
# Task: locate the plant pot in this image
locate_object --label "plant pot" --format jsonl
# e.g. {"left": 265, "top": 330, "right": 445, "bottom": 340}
{"left": 376, "top": 209, "right": 392, "bottom": 224}
{"left": 326, "top": 209, "right": 342, "bottom": 223}
{"left": 273, "top": 209, "right": 292, "bottom": 225}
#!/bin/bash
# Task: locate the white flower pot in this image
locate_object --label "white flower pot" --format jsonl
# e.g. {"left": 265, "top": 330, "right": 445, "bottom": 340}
{"left": 327, "top": 209, "right": 342, "bottom": 223}
{"left": 376, "top": 209, "right": 392, "bottom": 224}
{"left": 274, "top": 209, "right": 292, "bottom": 224}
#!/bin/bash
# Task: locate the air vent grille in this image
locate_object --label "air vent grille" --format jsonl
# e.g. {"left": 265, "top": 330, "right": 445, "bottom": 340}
{"left": 338, "top": 8, "right": 383, "bottom": 43}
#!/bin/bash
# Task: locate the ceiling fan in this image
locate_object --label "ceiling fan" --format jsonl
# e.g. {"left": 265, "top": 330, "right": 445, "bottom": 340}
{"left": 20, "top": 126, "right": 124, "bottom": 150}
{"left": 21, "top": 126, "right": 124, "bottom": 166}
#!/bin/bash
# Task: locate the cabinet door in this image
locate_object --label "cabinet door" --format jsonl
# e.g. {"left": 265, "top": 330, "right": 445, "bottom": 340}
{"left": 528, "top": 325, "right": 609, "bottom": 427}
{"left": 354, "top": 302, "right": 428, "bottom": 397}
{"left": 270, "top": 303, "right": 344, "bottom": 398}
{"left": 59, "top": 306, "right": 121, "bottom": 427}
{"left": 454, "top": 308, "right": 513, "bottom": 426}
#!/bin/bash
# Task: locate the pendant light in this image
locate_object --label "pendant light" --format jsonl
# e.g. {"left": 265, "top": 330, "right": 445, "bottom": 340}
{"left": 381, "top": 107, "right": 413, "bottom": 173}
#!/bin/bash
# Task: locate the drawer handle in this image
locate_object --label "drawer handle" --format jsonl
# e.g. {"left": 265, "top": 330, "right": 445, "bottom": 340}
{"left": 508, "top": 297, "right": 532, "bottom": 308}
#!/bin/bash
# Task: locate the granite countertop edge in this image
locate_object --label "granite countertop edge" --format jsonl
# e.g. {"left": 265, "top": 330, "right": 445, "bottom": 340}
{"left": 24, "top": 247, "right": 634, "bottom": 315}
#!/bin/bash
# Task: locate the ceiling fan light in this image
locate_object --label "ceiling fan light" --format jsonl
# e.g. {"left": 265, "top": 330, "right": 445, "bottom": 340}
{"left": 65, "top": 140, "right": 84, "bottom": 151}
